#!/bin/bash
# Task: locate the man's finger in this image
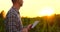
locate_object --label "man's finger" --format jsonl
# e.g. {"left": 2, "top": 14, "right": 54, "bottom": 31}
{"left": 27, "top": 24, "right": 32, "bottom": 30}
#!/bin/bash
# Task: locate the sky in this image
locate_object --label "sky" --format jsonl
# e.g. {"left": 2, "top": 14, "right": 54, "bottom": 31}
{"left": 0, "top": 0, "right": 60, "bottom": 18}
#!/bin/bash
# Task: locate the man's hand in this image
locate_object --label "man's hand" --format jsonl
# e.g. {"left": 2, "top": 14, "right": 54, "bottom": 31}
{"left": 22, "top": 28, "right": 28, "bottom": 32}
{"left": 22, "top": 24, "right": 32, "bottom": 32}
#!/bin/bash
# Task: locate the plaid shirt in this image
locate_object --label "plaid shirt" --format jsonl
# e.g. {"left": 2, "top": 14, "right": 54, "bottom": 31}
{"left": 5, "top": 7, "right": 23, "bottom": 32}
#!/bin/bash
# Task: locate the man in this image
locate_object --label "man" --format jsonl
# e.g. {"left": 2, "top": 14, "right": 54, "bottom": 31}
{"left": 5, "top": 0, "right": 32, "bottom": 32}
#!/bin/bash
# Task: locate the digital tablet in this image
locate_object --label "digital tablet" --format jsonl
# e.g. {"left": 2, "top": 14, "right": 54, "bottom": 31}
{"left": 31, "top": 21, "right": 39, "bottom": 28}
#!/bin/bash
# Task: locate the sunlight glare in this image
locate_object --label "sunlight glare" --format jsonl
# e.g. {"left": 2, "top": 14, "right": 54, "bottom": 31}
{"left": 38, "top": 7, "right": 55, "bottom": 17}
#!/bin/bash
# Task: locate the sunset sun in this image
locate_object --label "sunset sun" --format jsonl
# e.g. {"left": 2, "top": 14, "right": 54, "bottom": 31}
{"left": 38, "top": 7, "right": 55, "bottom": 17}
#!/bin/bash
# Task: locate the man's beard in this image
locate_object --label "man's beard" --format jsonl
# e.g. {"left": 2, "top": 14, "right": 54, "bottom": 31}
{"left": 20, "top": 4, "right": 23, "bottom": 7}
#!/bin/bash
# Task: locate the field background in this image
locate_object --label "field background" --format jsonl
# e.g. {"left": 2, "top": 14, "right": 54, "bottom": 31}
{"left": 0, "top": 11, "right": 60, "bottom": 32}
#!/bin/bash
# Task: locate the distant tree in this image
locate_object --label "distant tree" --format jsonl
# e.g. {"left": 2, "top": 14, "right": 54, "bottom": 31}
{"left": 0, "top": 10, "right": 5, "bottom": 32}
{"left": 0, "top": 10, "right": 5, "bottom": 18}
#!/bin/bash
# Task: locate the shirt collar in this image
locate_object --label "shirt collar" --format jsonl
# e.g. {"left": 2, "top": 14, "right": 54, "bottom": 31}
{"left": 12, "top": 6, "right": 20, "bottom": 14}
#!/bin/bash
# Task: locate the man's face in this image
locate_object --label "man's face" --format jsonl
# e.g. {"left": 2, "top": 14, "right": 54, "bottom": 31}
{"left": 18, "top": 0, "right": 23, "bottom": 7}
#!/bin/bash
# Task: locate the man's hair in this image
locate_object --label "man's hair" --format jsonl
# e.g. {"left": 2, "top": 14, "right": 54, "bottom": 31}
{"left": 12, "top": 0, "right": 17, "bottom": 3}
